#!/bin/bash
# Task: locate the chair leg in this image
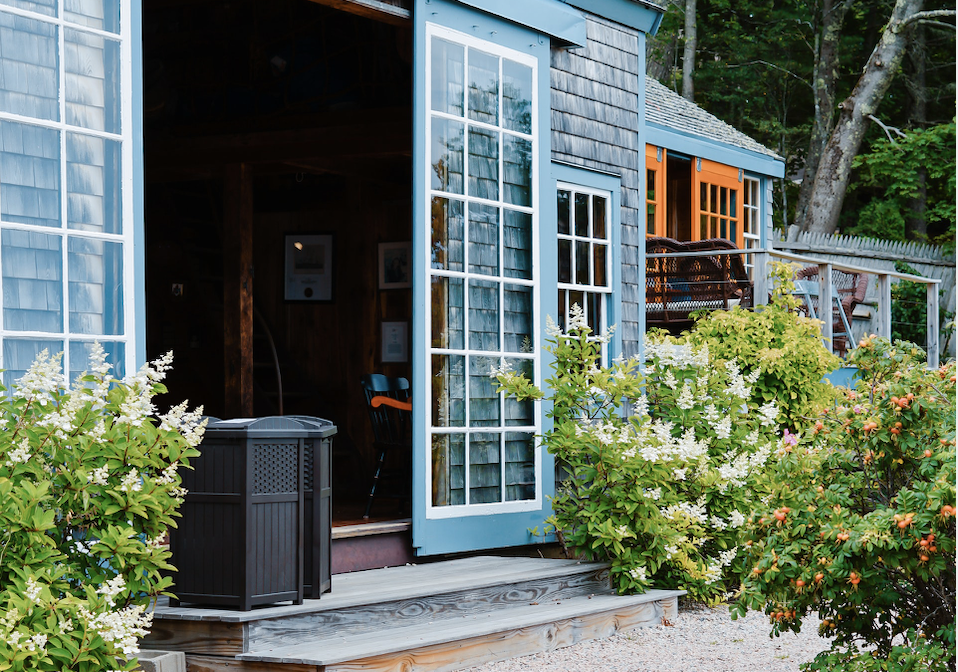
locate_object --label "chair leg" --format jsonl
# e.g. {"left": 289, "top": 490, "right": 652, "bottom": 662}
{"left": 364, "top": 449, "right": 387, "bottom": 519}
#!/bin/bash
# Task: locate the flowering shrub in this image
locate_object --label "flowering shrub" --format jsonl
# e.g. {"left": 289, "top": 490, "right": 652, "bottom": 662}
{"left": 0, "top": 345, "right": 204, "bottom": 671}
{"left": 733, "top": 337, "right": 956, "bottom": 671}
{"left": 497, "top": 308, "right": 787, "bottom": 603}
{"left": 681, "top": 262, "right": 841, "bottom": 428}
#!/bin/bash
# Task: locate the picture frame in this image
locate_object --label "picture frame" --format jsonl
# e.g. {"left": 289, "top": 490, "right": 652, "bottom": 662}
{"left": 381, "top": 321, "right": 408, "bottom": 363}
{"left": 378, "top": 241, "right": 412, "bottom": 289}
{"left": 285, "top": 233, "right": 334, "bottom": 302}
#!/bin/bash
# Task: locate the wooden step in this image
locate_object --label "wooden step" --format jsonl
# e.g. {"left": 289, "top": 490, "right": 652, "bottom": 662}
{"left": 234, "top": 590, "right": 681, "bottom": 671}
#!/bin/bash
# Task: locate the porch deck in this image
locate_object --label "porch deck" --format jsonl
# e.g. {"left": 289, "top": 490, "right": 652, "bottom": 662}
{"left": 144, "top": 556, "right": 683, "bottom": 672}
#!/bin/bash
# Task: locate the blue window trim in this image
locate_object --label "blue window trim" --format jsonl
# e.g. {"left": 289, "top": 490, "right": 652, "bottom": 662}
{"left": 133, "top": 0, "right": 146, "bottom": 366}
{"left": 551, "top": 162, "right": 623, "bottom": 361}
{"left": 647, "top": 123, "right": 785, "bottom": 179}
{"left": 412, "top": 0, "right": 556, "bottom": 556}
{"left": 450, "top": 0, "right": 587, "bottom": 46}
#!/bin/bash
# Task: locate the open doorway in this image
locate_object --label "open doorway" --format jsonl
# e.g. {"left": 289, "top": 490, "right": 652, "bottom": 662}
{"left": 142, "top": 0, "right": 413, "bottom": 529}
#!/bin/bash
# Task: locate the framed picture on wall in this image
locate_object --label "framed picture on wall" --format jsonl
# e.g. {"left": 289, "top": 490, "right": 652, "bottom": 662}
{"left": 285, "top": 233, "right": 334, "bottom": 301}
{"left": 379, "top": 241, "right": 412, "bottom": 289}
{"left": 381, "top": 321, "right": 408, "bottom": 363}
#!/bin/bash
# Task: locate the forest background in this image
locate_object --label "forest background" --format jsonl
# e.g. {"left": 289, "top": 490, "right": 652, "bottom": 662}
{"left": 647, "top": 0, "right": 956, "bottom": 250}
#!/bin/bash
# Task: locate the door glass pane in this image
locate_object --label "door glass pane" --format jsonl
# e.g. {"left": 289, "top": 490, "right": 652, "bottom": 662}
{"left": 431, "top": 37, "right": 464, "bottom": 116}
{"left": 467, "top": 48, "right": 498, "bottom": 125}
{"left": 67, "top": 132, "right": 121, "bottom": 233}
{"left": 593, "top": 195, "right": 607, "bottom": 239}
{"left": 0, "top": 13, "right": 58, "bottom": 120}
{"left": 557, "top": 189, "right": 570, "bottom": 235}
{"left": 720, "top": 187, "right": 727, "bottom": 216}
{"left": 593, "top": 244, "right": 607, "bottom": 287}
{"left": 431, "top": 118, "right": 464, "bottom": 194}
{"left": 558, "top": 239, "right": 571, "bottom": 283}
{"left": 574, "top": 192, "right": 588, "bottom": 236}
{"left": 468, "top": 127, "right": 499, "bottom": 200}
{"left": 468, "top": 355, "right": 500, "bottom": 427}
{"left": 699, "top": 181, "right": 707, "bottom": 211}
{"left": 468, "top": 279, "right": 499, "bottom": 351}
{"left": 730, "top": 189, "right": 737, "bottom": 217}
{"left": 68, "top": 235, "right": 123, "bottom": 335}
{"left": 699, "top": 214, "right": 707, "bottom": 240}
{"left": 503, "top": 284, "right": 532, "bottom": 353}
{"left": 469, "top": 433, "right": 501, "bottom": 503}
{"left": 431, "top": 276, "right": 464, "bottom": 349}
{"left": 504, "top": 359, "right": 533, "bottom": 426}
{"left": 65, "top": 29, "right": 119, "bottom": 133}
{"left": 505, "top": 432, "right": 535, "bottom": 501}
{"left": 647, "top": 204, "right": 655, "bottom": 235}
{"left": 575, "top": 240, "right": 589, "bottom": 285}
{"left": 0, "top": 121, "right": 60, "bottom": 227}
{"left": 710, "top": 215, "right": 717, "bottom": 238}
{"left": 720, "top": 219, "right": 726, "bottom": 240}
{"left": 2, "top": 228, "right": 61, "bottom": 332}
{"left": 710, "top": 184, "right": 718, "bottom": 213}
{"left": 503, "top": 209, "right": 531, "bottom": 280}
{"left": 467, "top": 203, "right": 498, "bottom": 276}
{"left": 432, "top": 354, "right": 465, "bottom": 427}
{"left": 2, "top": 337, "right": 62, "bottom": 389}
{"left": 431, "top": 197, "right": 464, "bottom": 271}
{"left": 502, "top": 60, "right": 531, "bottom": 134}
{"left": 502, "top": 135, "right": 531, "bottom": 207}
{"left": 432, "top": 433, "right": 465, "bottom": 506}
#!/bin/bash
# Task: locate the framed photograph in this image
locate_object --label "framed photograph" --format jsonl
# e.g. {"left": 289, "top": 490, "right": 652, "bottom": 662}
{"left": 379, "top": 241, "right": 412, "bottom": 289}
{"left": 381, "top": 321, "right": 408, "bottom": 363}
{"left": 285, "top": 234, "right": 333, "bottom": 302}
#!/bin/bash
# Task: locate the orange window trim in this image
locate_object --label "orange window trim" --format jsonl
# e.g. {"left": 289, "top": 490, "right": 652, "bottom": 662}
{"left": 645, "top": 144, "right": 665, "bottom": 238}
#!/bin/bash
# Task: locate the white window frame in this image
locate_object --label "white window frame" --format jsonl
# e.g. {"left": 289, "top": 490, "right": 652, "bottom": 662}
{"left": 556, "top": 181, "right": 613, "bottom": 361}
{"left": 0, "top": 2, "right": 136, "bottom": 380}
{"left": 742, "top": 177, "right": 761, "bottom": 279}
{"left": 424, "top": 23, "right": 541, "bottom": 519}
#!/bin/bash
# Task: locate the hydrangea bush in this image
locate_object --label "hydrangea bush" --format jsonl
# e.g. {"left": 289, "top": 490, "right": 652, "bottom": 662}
{"left": 0, "top": 345, "right": 204, "bottom": 671}
{"left": 733, "top": 337, "right": 956, "bottom": 671}
{"left": 497, "top": 308, "right": 788, "bottom": 603}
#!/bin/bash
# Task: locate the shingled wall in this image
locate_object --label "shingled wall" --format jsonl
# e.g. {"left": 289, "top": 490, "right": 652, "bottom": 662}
{"left": 550, "top": 14, "right": 643, "bottom": 357}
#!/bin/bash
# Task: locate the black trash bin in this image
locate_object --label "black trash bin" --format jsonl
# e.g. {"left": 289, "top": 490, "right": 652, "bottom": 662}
{"left": 287, "top": 415, "right": 336, "bottom": 599}
{"left": 170, "top": 417, "right": 308, "bottom": 610}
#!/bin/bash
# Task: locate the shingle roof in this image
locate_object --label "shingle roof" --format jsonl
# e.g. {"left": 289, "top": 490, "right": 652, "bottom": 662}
{"left": 645, "top": 76, "right": 783, "bottom": 161}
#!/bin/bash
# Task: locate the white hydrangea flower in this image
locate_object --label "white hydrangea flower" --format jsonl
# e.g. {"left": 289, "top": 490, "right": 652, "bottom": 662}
{"left": 728, "top": 510, "right": 747, "bottom": 528}
{"left": 119, "top": 470, "right": 142, "bottom": 493}
{"left": 96, "top": 575, "right": 126, "bottom": 608}
{"left": 714, "top": 416, "right": 732, "bottom": 440}
{"left": 88, "top": 465, "right": 110, "bottom": 486}
{"left": 24, "top": 578, "right": 42, "bottom": 605}
{"left": 677, "top": 381, "right": 695, "bottom": 410}
{"left": 568, "top": 303, "right": 588, "bottom": 331}
{"left": 710, "top": 515, "right": 728, "bottom": 530}
{"left": 632, "top": 394, "right": 649, "bottom": 418}
{"left": 662, "top": 370, "right": 678, "bottom": 390}
{"left": 629, "top": 566, "right": 647, "bottom": 582}
{"left": 5, "top": 438, "right": 31, "bottom": 467}
{"left": 758, "top": 401, "right": 780, "bottom": 427}
{"left": 642, "top": 487, "right": 662, "bottom": 500}
{"left": 15, "top": 349, "right": 66, "bottom": 406}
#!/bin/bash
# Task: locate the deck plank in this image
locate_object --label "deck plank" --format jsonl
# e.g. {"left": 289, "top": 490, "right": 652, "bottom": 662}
{"left": 145, "top": 620, "right": 248, "bottom": 656}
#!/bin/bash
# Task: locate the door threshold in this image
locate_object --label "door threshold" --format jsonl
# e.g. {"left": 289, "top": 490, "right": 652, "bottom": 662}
{"left": 331, "top": 518, "right": 412, "bottom": 540}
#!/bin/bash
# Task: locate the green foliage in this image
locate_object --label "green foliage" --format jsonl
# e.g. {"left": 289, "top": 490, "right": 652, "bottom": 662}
{"left": 497, "top": 308, "right": 787, "bottom": 604}
{"left": 680, "top": 262, "right": 841, "bottom": 428}
{"left": 849, "top": 121, "right": 957, "bottom": 250}
{"left": 732, "top": 337, "right": 956, "bottom": 670}
{"left": 890, "top": 261, "right": 955, "bottom": 355}
{"left": 803, "top": 631, "right": 952, "bottom": 672}
{"left": 0, "top": 346, "right": 203, "bottom": 671}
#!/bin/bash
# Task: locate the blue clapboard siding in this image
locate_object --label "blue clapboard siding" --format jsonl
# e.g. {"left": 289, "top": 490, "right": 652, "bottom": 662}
{"left": 550, "top": 14, "right": 643, "bottom": 356}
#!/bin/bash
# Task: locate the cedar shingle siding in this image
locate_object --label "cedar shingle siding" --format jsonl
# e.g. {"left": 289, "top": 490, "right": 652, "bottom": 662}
{"left": 551, "top": 15, "right": 642, "bottom": 356}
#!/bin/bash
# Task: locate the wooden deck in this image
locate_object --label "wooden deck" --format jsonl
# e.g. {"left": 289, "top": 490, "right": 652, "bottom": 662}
{"left": 144, "top": 556, "right": 684, "bottom": 672}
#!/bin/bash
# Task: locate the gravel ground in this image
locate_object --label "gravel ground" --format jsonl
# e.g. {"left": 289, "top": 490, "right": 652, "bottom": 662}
{"left": 468, "top": 603, "right": 830, "bottom": 672}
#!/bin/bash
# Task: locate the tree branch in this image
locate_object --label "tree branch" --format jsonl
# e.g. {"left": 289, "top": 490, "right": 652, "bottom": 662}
{"left": 725, "top": 60, "right": 812, "bottom": 90}
{"left": 867, "top": 114, "right": 907, "bottom": 144}
{"left": 899, "top": 9, "right": 957, "bottom": 29}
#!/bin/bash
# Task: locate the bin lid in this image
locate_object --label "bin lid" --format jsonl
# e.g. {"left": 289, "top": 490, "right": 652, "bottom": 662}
{"left": 205, "top": 416, "right": 310, "bottom": 439}
{"left": 286, "top": 415, "right": 338, "bottom": 438}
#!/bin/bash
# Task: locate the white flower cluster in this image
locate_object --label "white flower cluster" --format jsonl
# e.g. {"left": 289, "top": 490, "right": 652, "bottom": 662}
{"left": 642, "top": 487, "right": 662, "bottom": 500}
{"left": 645, "top": 342, "right": 709, "bottom": 368}
{"left": 718, "top": 548, "right": 738, "bottom": 567}
{"left": 672, "top": 467, "right": 687, "bottom": 481}
{"left": 714, "top": 416, "right": 732, "bottom": 440}
{"left": 710, "top": 515, "right": 728, "bottom": 530}
{"left": 154, "top": 462, "right": 179, "bottom": 485}
{"left": 24, "top": 578, "right": 42, "bottom": 605}
{"left": 716, "top": 452, "right": 752, "bottom": 487}
{"left": 96, "top": 575, "right": 126, "bottom": 608}
{"left": 5, "top": 438, "right": 31, "bottom": 467}
{"left": 88, "top": 464, "right": 110, "bottom": 486}
{"left": 4, "top": 630, "right": 47, "bottom": 654}
{"left": 78, "top": 604, "right": 153, "bottom": 659}
{"left": 758, "top": 401, "right": 780, "bottom": 427}
{"left": 15, "top": 349, "right": 66, "bottom": 406}
{"left": 724, "top": 360, "right": 759, "bottom": 400}
{"left": 119, "top": 470, "right": 142, "bottom": 493}
{"left": 637, "top": 424, "right": 709, "bottom": 464}
{"left": 703, "top": 561, "right": 723, "bottom": 584}
{"left": 660, "top": 498, "right": 708, "bottom": 525}
{"left": 628, "top": 566, "right": 647, "bottom": 582}
{"left": 116, "top": 351, "right": 174, "bottom": 427}
{"left": 662, "top": 370, "right": 678, "bottom": 390}
{"left": 676, "top": 381, "right": 695, "bottom": 410}
{"left": 614, "top": 524, "right": 630, "bottom": 539}
{"left": 159, "top": 401, "right": 208, "bottom": 448}
{"left": 632, "top": 394, "right": 649, "bottom": 419}
{"left": 728, "top": 510, "right": 747, "bottom": 528}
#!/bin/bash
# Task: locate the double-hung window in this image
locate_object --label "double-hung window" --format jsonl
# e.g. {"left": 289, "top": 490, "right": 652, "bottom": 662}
{"left": 426, "top": 25, "right": 539, "bottom": 514}
{"left": 742, "top": 177, "right": 761, "bottom": 278}
{"left": 556, "top": 183, "right": 612, "bottom": 350}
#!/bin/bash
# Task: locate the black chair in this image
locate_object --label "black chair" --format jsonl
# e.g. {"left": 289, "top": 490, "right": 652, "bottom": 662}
{"left": 359, "top": 374, "right": 411, "bottom": 519}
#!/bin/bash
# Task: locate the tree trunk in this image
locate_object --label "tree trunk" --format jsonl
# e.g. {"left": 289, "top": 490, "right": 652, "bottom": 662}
{"left": 905, "top": 22, "right": 928, "bottom": 240}
{"left": 793, "top": 0, "right": 853, "bottom": 230}
{"left": 682, "top": 0, "right": 696, "bottom": 101}
{"left": 803, "top": 0, "right": 925, "bottom": 235}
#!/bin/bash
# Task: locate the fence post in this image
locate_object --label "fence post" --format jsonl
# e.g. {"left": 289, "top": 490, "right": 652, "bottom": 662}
{"left": 754, "top": 251, "right": 769, "bottom": 307}
{"left": 819, "top": 263, "right": 833, "bottom": 353}
{"left": 927, "top": 282, "right": 940, "bottom": 369}
{"left": 877, "top": 274, "right": 892, "bottom": 340}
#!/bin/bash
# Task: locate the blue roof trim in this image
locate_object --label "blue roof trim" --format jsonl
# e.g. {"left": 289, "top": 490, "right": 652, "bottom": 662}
{"left": 559, "top": 0, "right": 664, "bottom": 34}
{"left": 648, "top": 122, "right": 786, "bottom": 178}
{"left": 450, "top": 0, "right": 587, "bottom": 47}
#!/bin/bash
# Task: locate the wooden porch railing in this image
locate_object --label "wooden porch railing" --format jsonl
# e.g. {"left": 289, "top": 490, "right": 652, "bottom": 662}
{"left": 646, "top": 247, "right": 943, "bottom": 368}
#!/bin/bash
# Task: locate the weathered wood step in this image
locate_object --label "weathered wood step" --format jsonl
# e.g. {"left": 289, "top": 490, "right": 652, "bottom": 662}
{"left": 146, "top": 557, "right": 614, "bottom": 655}
{"left": 234, "top": 590, "right": 682, "bottom": 672}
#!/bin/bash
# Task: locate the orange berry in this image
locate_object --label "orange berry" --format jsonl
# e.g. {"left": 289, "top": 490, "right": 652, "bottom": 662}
{"left": 815, "top": 573, "right": 824, "bottom": 583}
{"left": 795, "top": 579, "right": 805, "bottom": 588}
{"left": 924, "top": 450, "right": 933, "bottom": 458}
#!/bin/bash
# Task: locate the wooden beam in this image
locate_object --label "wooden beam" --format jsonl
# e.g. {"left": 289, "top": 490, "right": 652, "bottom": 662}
{"left": 303, "top": 0, "right": 410, "bottom": 26}
{"left": 223, "top": 163, "right": 255, "bottom": 418}
{"left": 187, "top": 654, "right": 316, "bottom": 672}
